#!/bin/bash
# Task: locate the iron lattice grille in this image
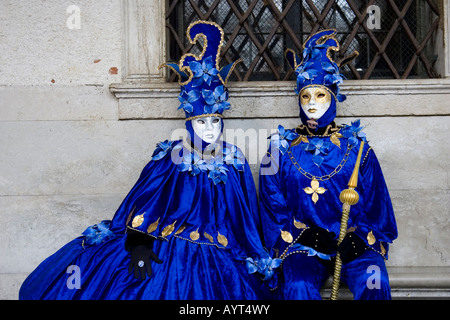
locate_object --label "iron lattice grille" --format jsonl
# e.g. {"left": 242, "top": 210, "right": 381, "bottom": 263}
{"left": 166, "top": 0, "right": 441, "bottom": 81}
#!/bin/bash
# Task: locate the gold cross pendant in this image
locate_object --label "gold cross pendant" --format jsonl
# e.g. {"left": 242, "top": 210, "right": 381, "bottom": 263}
{"left": 303, "top": 179, "right": 327, "bottom": 204}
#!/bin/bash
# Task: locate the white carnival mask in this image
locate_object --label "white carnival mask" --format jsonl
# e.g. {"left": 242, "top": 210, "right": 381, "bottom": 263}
{"left": 191, "top": 116, "right": 222, "bottom": 144}
{"left": 300, "top": 86, "right": 332, "bottom": 120}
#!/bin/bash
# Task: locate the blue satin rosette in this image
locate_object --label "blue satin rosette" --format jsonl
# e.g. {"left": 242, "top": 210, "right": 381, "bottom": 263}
{"left": 243, "top": 252, "right": 282, "bottom": 290}
{"left": 245, "top": 254, "right": 282, "bottom": 281}
{"left": 82, "top": 220, "right": 115, "bottom": 247}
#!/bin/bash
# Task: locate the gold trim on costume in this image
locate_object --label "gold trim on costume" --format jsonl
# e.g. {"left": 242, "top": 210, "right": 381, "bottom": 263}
{"left": 293, "top": 218, "right": 306, "bottom": 229}
{"left": 290, "top": 135, "right": 309, "bottom": 147}
{"left": 380, "top": 243, "right": 386, "bottom": 256}
{"left": 185, "top": 113, "right": 224, "bottom": 121}
{"left": 131, "top": 214, "right": 145, "bottom": 228}
{"left": 338, "top": 51, "right": 360, "bottom": 67}
{"left": 302, "top": 29, "right": 337, "bottom": 50}
{"left": 204, "top": 232, "right": 214, "bottom": 243}
{"left": 287, "top": 141, "right": 351, "bottom": 182}
{"left": 281, "top": 230, "right": 294, "bottom": 243}
{"left": 287, "top": 28, "right": 358, "bottom": 79}
{"left": 295, "top": 123, "right": 342, "bottom": 137}
{"left": 217, "top": 232, "right": 228, "bottom": 247}
{"left": 218, "top": 58, "right": 242, "bottom": 85}
{"left": 126, "top": 226, "right": 158, "bottom": 240}
{"left": 190, "top": 229, "right": 200, "bottom": 241}
{"left": 125, "top": 206, "right": 136, "bottom": 226}
{"left": 313, "top": 30, "right": 340, "bottom": 63}
{"left": 147, "top": 218, "right": 160, "bottom": 234}
{"left": 330, "top": 132, "right": 343, "bottom": 148}
{"left": 175, "top": 224, "right": 186, "bottom": 235}
{"left": 303, "top": 179, "right": 327, "bottom": 204}
{"left": 163, "top": 20, "right": 238, "bottom": 87}
{"left": 174, "top": 232, "right": 227, "bottom": 250}
{"left": 280, "top": 228, "right": 307, "bottom": 260}
{"left": 300, "top": 29, "right": 339, "bottom": 64}
{"left": 284, "top": 48, "right": 301, "bottom": 70}
{"left": 161, "top": 220, "right": 177, "bottom": 237}
{"left": 299, "top": 84, "right": 338, "bottom": 102}
{"left": 367, "top": 230, "right": 376, "bottom": 245}
{"left": 362, "top": 147, "right": 373, "bottom": 166}
{"left": 177, "top": 22, "right": 211, "bottom": 86}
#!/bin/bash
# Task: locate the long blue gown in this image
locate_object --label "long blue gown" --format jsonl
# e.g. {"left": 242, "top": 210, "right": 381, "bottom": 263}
{"left": 19, "top": 140, "right": 268, "bottom": 300}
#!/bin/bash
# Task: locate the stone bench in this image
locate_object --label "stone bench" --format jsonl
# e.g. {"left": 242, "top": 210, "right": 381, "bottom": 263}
{"left": 320, "top": 266, "right": 450, "bottom": 300}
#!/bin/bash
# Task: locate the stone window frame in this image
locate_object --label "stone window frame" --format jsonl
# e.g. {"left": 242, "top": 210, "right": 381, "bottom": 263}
{"left": 110, "top": 0, "right": 450, "bottom": 120}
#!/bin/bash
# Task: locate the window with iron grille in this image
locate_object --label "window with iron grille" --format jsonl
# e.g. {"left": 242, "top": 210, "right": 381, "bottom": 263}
{"left": 166, "top": 0, "right": 441, "bottom": 81}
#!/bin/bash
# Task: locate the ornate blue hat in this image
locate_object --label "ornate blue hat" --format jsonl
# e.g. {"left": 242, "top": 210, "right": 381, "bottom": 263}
{"left": 285, "top": 30, "right": 358, "bottom": 128}
{"left": 160, "top": 21, "right": 241, "bottom": 121}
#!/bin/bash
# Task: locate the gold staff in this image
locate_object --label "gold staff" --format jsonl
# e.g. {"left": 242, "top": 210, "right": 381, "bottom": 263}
{"left": 330, "top": 140, "right": 365, "bottom": 300}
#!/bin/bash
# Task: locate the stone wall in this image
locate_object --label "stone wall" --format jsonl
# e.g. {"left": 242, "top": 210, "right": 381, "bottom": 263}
{"left": 0, "top": 0, "right": 449, "bottom": 299}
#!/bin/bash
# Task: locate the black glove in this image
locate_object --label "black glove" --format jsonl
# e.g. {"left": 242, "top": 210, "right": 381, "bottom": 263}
{"left": 337, "top": 233, "right": 368, "bottom": 264}
{"left": 125, "top": 230, "right": 162, "bottom": 280}
{"left": 297, "top": 226, "right": 337, "bottom": 255}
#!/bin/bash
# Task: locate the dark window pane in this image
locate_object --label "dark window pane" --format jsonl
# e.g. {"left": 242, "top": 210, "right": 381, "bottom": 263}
{"left": 166, "top": 0, "right": 440, "bottom": 81}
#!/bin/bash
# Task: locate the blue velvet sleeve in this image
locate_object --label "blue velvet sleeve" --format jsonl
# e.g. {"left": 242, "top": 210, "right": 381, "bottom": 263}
{"left": 353, "top": 148, "right": 398, "bottom": 258}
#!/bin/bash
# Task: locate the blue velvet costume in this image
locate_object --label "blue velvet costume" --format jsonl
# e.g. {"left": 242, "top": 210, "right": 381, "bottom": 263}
{"left": 19, "top": 21, "right": 272, "bottom": 300}
{"left": 259, "top": 30, "right": 398, "bottom": 300}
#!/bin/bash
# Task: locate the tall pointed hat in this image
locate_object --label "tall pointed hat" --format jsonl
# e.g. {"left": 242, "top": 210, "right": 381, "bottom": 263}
{"left": 160, "top": 21, "right": 241, "bottom": 121}
{"left": 285, "top": 29, "right": 358, "bottom": 128}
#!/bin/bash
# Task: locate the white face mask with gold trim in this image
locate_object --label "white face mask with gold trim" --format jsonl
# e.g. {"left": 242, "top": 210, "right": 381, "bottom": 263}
{"left": 300, "top": 87, "right": 332, "bottom": 120}
{"left": 191, "top": 116, "right": 222, "bottom": 144}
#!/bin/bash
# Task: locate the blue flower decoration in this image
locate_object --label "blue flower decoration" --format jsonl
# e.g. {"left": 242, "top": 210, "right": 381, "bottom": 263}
{"left": 178, "top": 88, "right": 200, "bottom": 114}
{"left": 341, "top": 120, "right": 367, "bottom": 148}
{"left": 245, "top": 254, "right": 282, "bottom": 281}
{"left": 189, "top": 55, "right": 219, "bottom": 87}
{"left": 223, "top": 145, "right": 245, "bottom": 171}
{"left": 295, "top": 62, "right": 320, "bottom": 94}
{"left": 322, "top": 61, "right": 344, "bottom": 86}
{"left": 302, "top": 43, "right": 327, "bottom": 61}
{"left": 178, "top": 152, "right": 211, "bottom": 176}
{"left": 321, "top": 61, "right": 347, "bottom": 102}
{"left": 207, "top": 161, "right": 229, "bottom": 185}
{"left": 302, "top": 137, "right": 330, "bottom": 167}
{"left": 202, "top": 85, "right": 230, "bottom": 114}
{"left": 82, "top": 220, "right": 115, "bottom": 247}
{"left": 335, "top": 90, "right": 347, "bottom": 102}
{"left": 270, "top": 125, "right": 298, "bottom": 154}
{"left": 152, "top": 140, "right": 180, "bottom": 161}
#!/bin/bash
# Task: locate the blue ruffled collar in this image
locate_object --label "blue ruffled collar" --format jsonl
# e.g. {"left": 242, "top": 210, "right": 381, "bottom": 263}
{"left": 82, "top": 221, "right": 115, "bottom": 247}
